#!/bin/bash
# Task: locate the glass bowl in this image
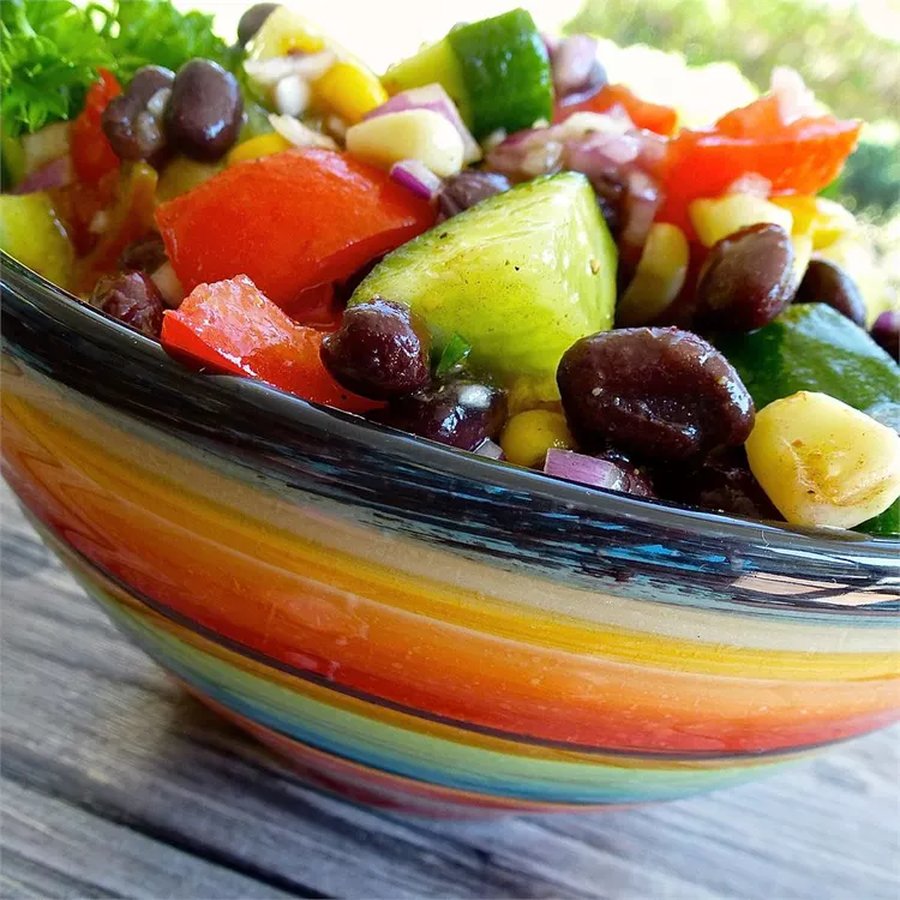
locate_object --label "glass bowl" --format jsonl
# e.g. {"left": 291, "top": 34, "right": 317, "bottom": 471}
{"left": 2, "top": 254, "right": 897, "bottom": 816}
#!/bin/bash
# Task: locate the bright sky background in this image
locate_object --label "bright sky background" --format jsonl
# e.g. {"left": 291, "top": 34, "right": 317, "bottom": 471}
{"left": 188, "top": 0, "right": 900, "bottom": 58}
{"left": 186, "top": 0, "right": 584, "bottom": 69}
{"left": 167, "top": 0, "right": 895, "bottom": 127}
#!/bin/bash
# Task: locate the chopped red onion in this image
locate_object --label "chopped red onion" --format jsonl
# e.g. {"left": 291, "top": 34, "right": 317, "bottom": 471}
{"left": 269, "top": 113, "right": 337, "bottom": 150}
{"left": 12, "top": 155, "right": 73, "bottom": 194}
{"left": 366, "top": 85, "right": 482, "bottom": 164}
{"left": 564, "top": 129, "right": 641, "bottom": 172}
{"left": 150, "top": 262, "right": 184, "bottom": 309}
{"left": 390, "top": 160, "right": 442, "bottom": 201}
{"left": 620, "top": 170, "right": 662, "bottom": 252}
{"left": 273, "top": 74, "right": 310, "bottom": 117}
{"left": 550, "top": 35, "right": 606, "bottom": 99}
{"left": 486, "top": 112, "right": 664, "bottom": 259}
{"left": 544, "top": 449, "right": 654, "bottom": 497}
{"left": 544, "top": 449, "right": 633, "bottom": 490}
{"left": 21, "top": 122, "right": 70, "bottom": 174}
{"left": 489, "top": 111, "right": 663, "bottom": 178}
{"left": 473, "top": 438, "right": 504, "bottom": 460}
{"left": 244, "top": 51, "right": 336, "bottom": 88}
{"left": 562, "top": 126, "right": 663, "bottom": 251}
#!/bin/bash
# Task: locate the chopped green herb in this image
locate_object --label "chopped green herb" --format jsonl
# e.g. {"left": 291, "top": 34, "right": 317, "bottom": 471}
{"left": 435, "top": 333, "right": 472, "bottom": 377}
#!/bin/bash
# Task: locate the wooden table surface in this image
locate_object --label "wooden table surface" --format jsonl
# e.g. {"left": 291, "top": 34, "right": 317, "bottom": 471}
{"left": 2, "top": 481, "right": 898, "bottom": 900}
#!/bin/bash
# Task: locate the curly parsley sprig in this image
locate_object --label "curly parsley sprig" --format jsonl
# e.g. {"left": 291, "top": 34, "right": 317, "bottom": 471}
{"left": 1, "top": 0, "right": 243, "bottom": 139}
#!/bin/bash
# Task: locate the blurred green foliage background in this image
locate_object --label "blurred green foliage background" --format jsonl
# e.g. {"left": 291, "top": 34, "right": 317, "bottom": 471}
{"left": 566, "top": 0, "right": 900, "bottom": 221}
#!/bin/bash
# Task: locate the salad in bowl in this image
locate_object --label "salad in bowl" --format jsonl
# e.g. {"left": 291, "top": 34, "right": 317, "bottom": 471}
{"left": 2, "top": 0, "right": 898, "bottom": 537}
{"left": 1, "top": 0, "right": 899, "bottom": 816}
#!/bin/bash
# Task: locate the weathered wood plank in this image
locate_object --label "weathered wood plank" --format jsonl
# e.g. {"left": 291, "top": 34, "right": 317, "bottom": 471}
{"left": 2, "top": 482, "right": 898, "bottom": 899}
{"left": 0, "top": 779, "right": 293, "bottom": 900}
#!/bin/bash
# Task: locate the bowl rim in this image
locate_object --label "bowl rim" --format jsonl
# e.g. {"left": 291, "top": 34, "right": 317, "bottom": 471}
{"left": 2, "top": 252, "right": 898, "bottom": 570}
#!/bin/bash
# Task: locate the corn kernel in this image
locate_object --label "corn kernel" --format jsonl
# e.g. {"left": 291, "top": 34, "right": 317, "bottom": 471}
{"left": 771, "top": 195, "right": 857, "bottom": 249}
{"left": 227, "top": 133, "right": 292, "bottom": 165}
{"left": 746, "top": 391, "right": 900, "bottom": 529}
{"left": 507, "top": 381, "right": 564, "bottom": 416}
{"left": 501, "top": 410, "right": 575, "bottom": 469}
{"left": 315, "top": 61, "right": 389, "bottom": 124}
{"left": 689, "top": 194, "right": 793, "bottom": 248}
{"left": 618, "top": 223, "right": 689, "bottom": 326}
{"left": 345, "top": 109, "right": 464, "bottom": 178}
{"left": 769, "top": 195, "right": 818, "bottom": 236}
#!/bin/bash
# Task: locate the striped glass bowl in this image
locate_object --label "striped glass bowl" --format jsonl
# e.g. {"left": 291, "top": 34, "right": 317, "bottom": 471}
{"left": 2, "top": 254, "right": 898, "bottom": 816}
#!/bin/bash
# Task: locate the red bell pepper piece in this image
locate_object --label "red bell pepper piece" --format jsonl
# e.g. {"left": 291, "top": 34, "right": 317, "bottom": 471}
{"left": 554, "top": 84, "right": 678, "bottom": 136}
{"left": 161, "top": 276, "right": 382, "bottom": 413}
{"left": 657, "top": 95, "right": 861, "bottom": 232}
{"left": 713, "top": 93, "right": 785, "bottom": 138}
{"left": 70, "top": 69, "right": 122, "bottom": 185}
{"left": 281, "top": 282, "right": 342, "bottom": 332}
{"left": 155, "top": 149, "right": 436, "bottom": 316}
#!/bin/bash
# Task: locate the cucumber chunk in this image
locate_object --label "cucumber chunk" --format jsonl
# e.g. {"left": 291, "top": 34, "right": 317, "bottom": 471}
{"left": 381, "top": 8, "right": 552, "bottom": 138}
{"left": 448, "top": 9, "right": 552, "bottom": 137}
{"left": 860, "top": 500, "right": 900, "bottom": 538}
{"left": 716, "top": 303, "right": 900, "bottom": 413}
{"left": 0, "top": 192, "right": 73, "bottom": 289}
{"left": 350, "top": 172, "right": 616, "bottom": 402}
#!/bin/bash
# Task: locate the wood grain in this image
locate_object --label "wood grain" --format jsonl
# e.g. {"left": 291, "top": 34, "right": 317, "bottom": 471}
{"left": 1, "top": 482, "right": 898, "bottom": 899}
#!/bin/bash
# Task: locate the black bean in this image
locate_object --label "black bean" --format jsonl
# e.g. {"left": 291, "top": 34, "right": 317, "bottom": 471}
{"left": 655, "top": 448, "right": 781, "bottom": 520}
{"left": 102, "top": 66, "right": 175, "bottom": 161}
{"left": 871, "top": 310, "right": 900, "bottom": 359}
{"left": 164, "top": 59, "right": 243, "bottom": 161}
{"left": 321, "top": 299, "right": 431, "bottom": 399}
{"left": 696, "top": 223, "right": 796, "bottom": 332}
{"left": 793, "top": 258, "right": 866, "bottom": 326}
{"left": 557, "top": 327, "right": 755, "bottom": 461}
{"left": 373, "top": 378, "right": 507, "bottom": 451}
{"left": 237, "top": 3, "right": 280, "bottom": 46}
{"left": 593, "top": 175, "right": 625, "bottom": 239}
{"left": 118, "top": 234, "right": 167, "bottom": 274}
{"left": 438, "top": 171, "right": 511, "bottom": 219}
{"left": 90, "top": 271, "right": 164, "bottom": 338}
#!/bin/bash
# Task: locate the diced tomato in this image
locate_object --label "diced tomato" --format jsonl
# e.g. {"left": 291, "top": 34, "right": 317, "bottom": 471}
{"left": 657, "top": 97, "right": 861, "bottom": 233}
{"left": 161, "top": 275, "right": 382, "bottom": 413}
{"left": 155, "top": 149, "right": 436, "bottom": 314}
{"left": 554, "top": 84, "right": 679, "bottom": 136}
{"left": 70, "top": 70, "right": 122, "bottom": 185}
